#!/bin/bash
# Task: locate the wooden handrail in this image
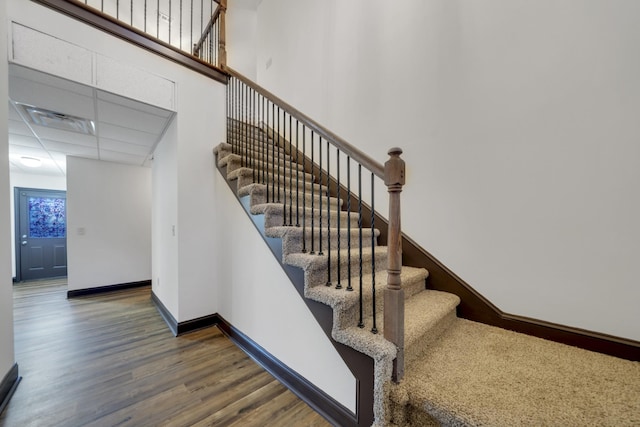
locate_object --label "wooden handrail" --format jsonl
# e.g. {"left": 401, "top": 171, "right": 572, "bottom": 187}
{"left": 193, "top": 4, "right": 222, "bottom": 56}
{"left": 226, "top": 67, "right": 386, "bottom": 179}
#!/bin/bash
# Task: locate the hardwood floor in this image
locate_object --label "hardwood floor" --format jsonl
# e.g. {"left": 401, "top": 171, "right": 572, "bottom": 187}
{"left": 0, "top": 279, "right": 331, "bottom": 427}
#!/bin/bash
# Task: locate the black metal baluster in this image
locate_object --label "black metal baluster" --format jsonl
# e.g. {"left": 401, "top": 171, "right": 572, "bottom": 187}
{"left": 201, "top": 0, "right": 204, "bottom": 41}
{"left": 371, "top": 173, "right": 378, "bottom": 334}
{"left": 310, "top": 131, "right": 315, "bottom": 254}
{"left": 251, "top": 88, "right": 255, "bottom": 182}
{"left": 295, "top": 120, "right": 300, "bottom": 227}
{"left": 156, "top": 0, "right": 160, "bottom": 38}
{"left": 179, "top": 0, "right": 182, "bottom": 50}
{"left": 190, "top": 0, "right": 193, "bottom": 52}
{"left": 278, "top": 108, "right": 283, "bottom": 203}
{"left": 326, "top": 139, "right": 331, "bottom": 286}
{"left": 301, "top": 125, "right": 307, "bottom": 252}
{"left": 288, "top": 115, "right": 293, "bottom": 226}
{"left": 318, "top": 137, "right": 323, "bottom": 256}
{"left": 102, "top": 0, "right": 105, "bottom": 13}
{"left": 347, "top": 157, "right": 353, "bottom": 292}
{"left": 144, "top": 0, "right": 147, "bottom": 32}
{"left": 358, "top": 164, "right": 364, "bottom": 328}
{"left": 336, "top": 149, "right": 342, "bottom": 290}
{"left": 131, "top": 0, "right": 134, "bottom": 26}
{"left": 117, "top": 0, "right": 119, "bottom": 20}
{"left": 271, "top": 103, "right": 275, "bottom": 203}
{"left": 282, "top": 112, "right": 287, "bottom": 225}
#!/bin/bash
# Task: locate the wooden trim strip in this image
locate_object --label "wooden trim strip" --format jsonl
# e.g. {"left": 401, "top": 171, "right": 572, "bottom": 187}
{"left": 32, "top": 0, "right": 228, "bottom": 84}
{"left": 215, "top": 314, "right": 358, "bottom": 427}
{"left": 151, "top": 290, "right": 178, "bottom": 336}
{"left": 400, "top": 233, "right": 640, "bottom": 361}
{"left": 67, "top": 280, "right": 151, "bottom": 298}
{"left": 267, "top": 124, "right": 640, "bottom": 362}
{"left": 176, "top": 314, "right": 219, "bottom": 336}
{"left": 228, "top": 69, "right": 385, "bottom": 178}
{"left": 0, "top": 364, "right": 21, "bottom": 416}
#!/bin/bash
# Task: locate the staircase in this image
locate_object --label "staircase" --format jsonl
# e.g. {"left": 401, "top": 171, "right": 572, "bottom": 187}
{"left": 216, "top": 119, "right": 464, "bottom": 425}
{"left": 215, "top": 118, "right": 640, "bottom": 427}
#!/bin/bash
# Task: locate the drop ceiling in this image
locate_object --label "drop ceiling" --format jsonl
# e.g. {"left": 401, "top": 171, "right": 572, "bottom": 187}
{"left": 8, "top": 63, "right": 175, "bottom": 177}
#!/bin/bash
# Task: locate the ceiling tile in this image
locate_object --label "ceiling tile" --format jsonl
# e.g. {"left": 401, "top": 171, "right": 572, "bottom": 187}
{"left": 97, "top": 90, "right": 173, "bottom": 118}
{"left": 99, "top": 138, "right": 153, "bottom": 156}
{"left": 97, "top": 100, "right": 169, "bottom": 134}
{"left": 99, "top": 149, "right": 147, "bottom": 166}
{"left": 9, "top": 64, "right": 94, "bottom": 98}
{"left": 8, "top": 118, "right": 34, "bottom": 137}
{"left": 36, "top": 128, "right": 98, "bottom": 147}
{"left": 10, "top": 76, "right": 95, "bottom": 120}
{"left": 8, "top": 134, "right": 41, "bottom": 148}
{"left": 98, "top": 122, "right": 158, "bottom": 146}
{"left": 41, "top": 140, "right": 99, "bottom": 158}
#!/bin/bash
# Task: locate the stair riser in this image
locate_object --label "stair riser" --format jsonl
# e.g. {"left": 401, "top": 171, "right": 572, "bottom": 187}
{"left": 226, "top": 138, "right": 288, "bottom": 156}
{"left": 225, "top": 157, "right": 312, "bottom": 181}
{"left": 264, "top": 209, "right": 359, "bottom": 230}
{"left": 249, "top": 189, "right": 342, "bottom": 212}
{"left": 300, "top": 252, "right": 389, "bottom": 288}
{"left": 333, "top": 278, "right": 426, "bottom": 330}
{"left": 281, "top": 229, "right": 378, "bottom": 256}
{"left": 234, "top": 170, "right": 323, "bottom": 193}
{"left": 405, "top": 310, "right": 457, "bottom": 368}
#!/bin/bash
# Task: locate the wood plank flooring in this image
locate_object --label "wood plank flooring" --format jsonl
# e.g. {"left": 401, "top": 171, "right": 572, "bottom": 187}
{"left": 0, "top": 279, "right": 331, "bottom": 427}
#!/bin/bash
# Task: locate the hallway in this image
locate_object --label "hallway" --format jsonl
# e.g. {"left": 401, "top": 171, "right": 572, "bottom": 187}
{"left": 0, "top": 279, "right": 329, "bottom": 426}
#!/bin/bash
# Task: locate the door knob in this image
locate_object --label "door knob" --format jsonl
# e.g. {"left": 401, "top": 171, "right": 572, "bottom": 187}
{"left": 21, "top": 241, "right": 27, "bottom": 246}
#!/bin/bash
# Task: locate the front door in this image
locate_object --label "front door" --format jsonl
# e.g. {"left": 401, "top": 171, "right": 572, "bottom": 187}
{"left": 15, "top": 188, "right": 67, "bottom": 281}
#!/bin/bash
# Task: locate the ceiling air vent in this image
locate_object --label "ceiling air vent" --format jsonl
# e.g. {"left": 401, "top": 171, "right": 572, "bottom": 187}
{"left": 17, "top": 103, "right": 96, "bottom": 136}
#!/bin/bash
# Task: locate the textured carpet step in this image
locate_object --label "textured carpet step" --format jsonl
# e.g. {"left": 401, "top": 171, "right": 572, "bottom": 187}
{"left": 241, "top": 181, "right": 344, "bottom": 212}
{"left": 285, "top": 246, "right": 389, "bottom": 287}
{"left": 227, "top": 135, "right": 287, "bottom": 156}
{"left": 389, "top": 318, "right": 640, "bottom": 427}
{"left": 238, "top": 182, "right": 329, "bottom": 203}
{"left": 228, "top": 168, "right": 321, "bottom": 194}
{"left": 256, "top": 203, "right": 359, "bottom": 230}
{"left": 224, "top": 157, "right": 312, "bottom": 181}
{"left": 267, "top": 225, "right": 379, "bottom": 256}
{"left": 225, "top": 143, "right": 293, "bottom": 164}
{"left": 306, "top": 267, "right": 429, "bottom": 330}
{"left": 221, "top": 149, "right": 302, "bottom": 172}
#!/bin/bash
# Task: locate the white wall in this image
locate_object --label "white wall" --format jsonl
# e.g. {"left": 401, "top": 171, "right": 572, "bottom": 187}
{"left": 256, "top": 0, "right": 640, "bottom": 341}
{"left": 214, "top": 169, "right": 356, "bottom": 412}
{"left": 66, "top": 157, "right": 151, "bottom": 290}
{"left": 227, "top": 1, "right": 258, "bottom": 80}
{"left": 0, "top": 0, "right": 16, "bottom": 383}
{"left": 9, "top": 172, "right": 66, "bottom": 278}
{"left": 151, "top": 119, "right": 180, "bottom": 317}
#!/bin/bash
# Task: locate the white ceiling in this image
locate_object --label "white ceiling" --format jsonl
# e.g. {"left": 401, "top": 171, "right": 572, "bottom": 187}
{"left": 8, "top": 64, "right": 175, "bottom": 177}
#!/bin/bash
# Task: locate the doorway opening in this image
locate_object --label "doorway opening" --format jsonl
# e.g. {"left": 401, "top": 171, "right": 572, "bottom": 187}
{"left": 14, "top": 187, "right": 67, "bottom": 282}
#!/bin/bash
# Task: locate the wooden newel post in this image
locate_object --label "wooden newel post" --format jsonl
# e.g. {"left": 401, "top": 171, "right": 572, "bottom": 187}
{"left": 384, "top": 147, "right": 405, "bottom": 383}
{"left": 218, "top": 0, "right": 227, "bottom": 69}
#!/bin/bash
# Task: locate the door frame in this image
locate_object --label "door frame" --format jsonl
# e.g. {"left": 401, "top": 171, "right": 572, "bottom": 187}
{"left": 14, "top": 187, "right": 67, "bottom": 282}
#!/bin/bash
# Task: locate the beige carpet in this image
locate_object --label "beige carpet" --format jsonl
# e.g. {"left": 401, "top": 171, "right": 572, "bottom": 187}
{"left": 217, "top": 122, "right": 640, "bottom": 426}
{"left": 391, "top": 318, "right": 640, "bottom": 426}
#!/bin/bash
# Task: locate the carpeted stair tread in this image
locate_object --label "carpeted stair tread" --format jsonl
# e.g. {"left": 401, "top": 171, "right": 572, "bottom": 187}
{"left": 267, "top": 225, "right": 379, "bottom": 255}
{"left": 222, "top": 151, "right": 305, "bottom": 173}
{"left": 257, "top": 203, "right": 359, "bottom": 229}
{"left": 392, "top": 318, "right": 640, "bottom": 427}
{"left": 238, "top": 181, "right": 329, "bottom": 201}
{"left": 243, "top": 187, "right": 343, "bottom": 212}
{"left": 285, "top": 246, "right": 388, "bottom": 273}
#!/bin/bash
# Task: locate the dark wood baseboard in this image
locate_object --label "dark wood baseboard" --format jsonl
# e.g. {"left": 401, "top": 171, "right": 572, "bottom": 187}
{"left": 32, "top": 0, "right": 228, "bottom": 84}
{"left": 400, "top": 234, "right": 640, "bottom": 361}
{"left": 215, "top": 314, "right": 357, "bottom": 427}
{"left": 0, "top": 364, "right": 21, "bottom": 415}
{"left": 150, "top": 291, "right": 219, "bottom": 336}
{"left": 262, "top": 127, "right": 640, "bottom": 362}
{"left": 151, "top": 290, "right": 178, "bottom": 336}
{"left": 67, "top": 280, "right": 151, "bottom": 298}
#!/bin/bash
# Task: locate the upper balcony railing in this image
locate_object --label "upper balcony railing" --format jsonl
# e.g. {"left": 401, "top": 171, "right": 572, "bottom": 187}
{"left": 35, "top": 0, "right": 226, "bottom": 71}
